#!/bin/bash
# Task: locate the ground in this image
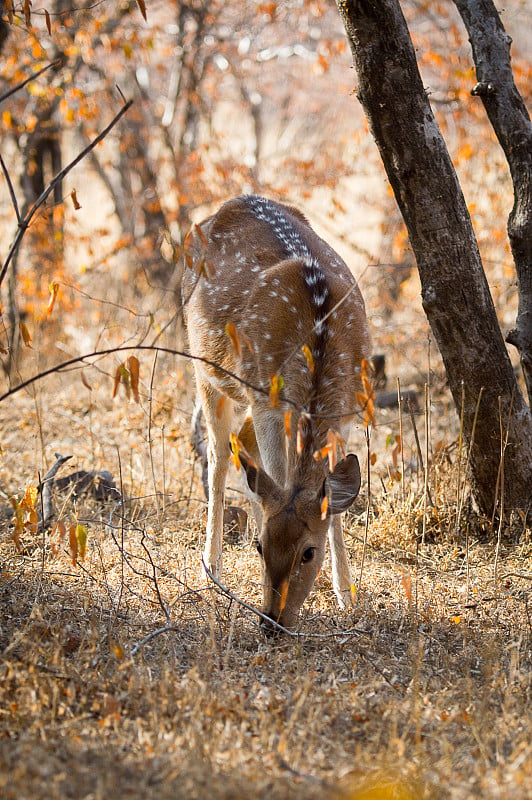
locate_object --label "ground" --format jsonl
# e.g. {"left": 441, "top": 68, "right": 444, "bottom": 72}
{"left": 0, "top": 371, "right": 530, "bottom": 800}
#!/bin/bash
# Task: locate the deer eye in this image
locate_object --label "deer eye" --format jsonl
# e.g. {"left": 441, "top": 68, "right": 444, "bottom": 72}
{"left": 256, "top": 540, "right": 263, "bottom": 557}
{"left": 301, "top": 547, "right": 316, "bottom": 564}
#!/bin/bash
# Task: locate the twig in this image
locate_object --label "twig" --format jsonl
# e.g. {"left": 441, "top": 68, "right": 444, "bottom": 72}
{"left": 131, "top": 624, "right": 182, "bottom": 656}
{"left": 38, "top": 452, "right": 73, "bottom": 530}
{"left": 357, "top": 426, "right": 371, "bottom": 600}
{"left": 397, "top": 376, "right": 405, "bottom": 505}
{"left": 202, "top": 559, "right": 368, "bottom": 640}
{"left": 0, "top": 343, "right": 370, "bottom": 427}
{"left": 147, "top": 352, "right": 160, "bottom": 517}
{"left": 494, "top": 388, "right": 515, "bottom": 582}
{"left": 202, "top": 559, "right": 298, "bottom": 636}
{"left": 0, "top": 154, "right": 21, "bottom": 223}
{"left": 0, "top": 60, "right": 61, "bottom": 105}
{"left": 140, "top": 529, "right": 171, "bottom": 624}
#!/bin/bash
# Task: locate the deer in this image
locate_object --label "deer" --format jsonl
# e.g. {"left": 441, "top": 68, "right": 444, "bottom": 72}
{"left": 182, "top": 195, "right": 371, "bottom": 632}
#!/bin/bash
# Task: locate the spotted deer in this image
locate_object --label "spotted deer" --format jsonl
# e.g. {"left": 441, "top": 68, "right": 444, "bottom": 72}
{"left": 182, "top": 196, "right": 371, "bottom": 631}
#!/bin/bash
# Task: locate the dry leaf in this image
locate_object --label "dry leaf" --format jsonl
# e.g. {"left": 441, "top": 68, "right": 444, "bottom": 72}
{"left": 70, "top": 188, "right": 82, "bottom": 210}
{"left": 230, "top": 433, "right": 241, "bottom": 470}
{"left": 401, "top": 571, "right": 412, "bottom": 603}
{"left": 225, "top": 322, "right": 241, "bottom": 356}
{"left": 284, "top": 410, "right": 292, "bottom": 439}
{"left": 76, "top": 523, "right": 88, "bottom": 561}
{"left": 301, "top": 344, "right": 314, "bottom": 373}
{"left": 47, "top": 281, "right": 60, "bottom": 315}
{"left": 279, "top": 579, "right": 289, "bottom": 614}
{"left": 216, "top": 395, "right": 226, "bottom": 418}
{"left": 128, "top": 356, "right": 140, "bottom": 403}
{"left": 269, "top": 374, "right": 284, "bottom": 408}
{"left": 135, "top": 0, "right": 147, "bottom": 21}
{"left": 20, "top": 321, "right": 32, "bottom": 348}
{"left": 69, "top": 524, "right": 79, "bottom": 566}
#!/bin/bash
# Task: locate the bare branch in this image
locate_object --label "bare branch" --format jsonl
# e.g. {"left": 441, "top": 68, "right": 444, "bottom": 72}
{"left": 38, "top": 452, "right": 73, "bottom": 530}
{"left": 0, "top": 153, "right": 21, "bottom": 222}
{"left": 0, "top": 60, "right": 61, "bottom": 105}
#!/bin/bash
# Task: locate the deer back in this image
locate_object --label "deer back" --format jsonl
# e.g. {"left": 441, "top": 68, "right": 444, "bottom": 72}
{"left": 183, "top": 196, "right": 370, "bottom": 438}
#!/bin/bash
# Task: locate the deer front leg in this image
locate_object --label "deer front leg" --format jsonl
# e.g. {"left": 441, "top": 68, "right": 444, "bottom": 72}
{"left": 199, "top": 381, "right": 234, "bottom": 580}
{"left": 328, "top": 515, "right": 354, "bottom": 609}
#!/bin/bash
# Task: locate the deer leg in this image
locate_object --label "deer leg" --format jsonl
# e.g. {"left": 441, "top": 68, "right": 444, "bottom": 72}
{"left": 199, "top": 379, "right": 233, "bottom": 580}
{"left": 328, "top": 515, "right": 353, "bottom": 609}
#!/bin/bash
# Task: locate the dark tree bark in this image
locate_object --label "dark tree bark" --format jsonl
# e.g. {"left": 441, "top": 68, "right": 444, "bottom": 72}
{"left": 452, "top": 0, "right": 532, "bottom": 403}
{"left": 336, "top": 0, "right": 532, "bottom": 517}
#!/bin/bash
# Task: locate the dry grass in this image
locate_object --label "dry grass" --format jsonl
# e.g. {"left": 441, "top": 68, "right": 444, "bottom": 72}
{"left": 0, "top": 369, "right": 530, "bottom": 800}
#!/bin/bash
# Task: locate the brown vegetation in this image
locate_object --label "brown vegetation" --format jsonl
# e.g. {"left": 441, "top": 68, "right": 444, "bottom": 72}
{"left": 0, "top": 371, "right": 530, "bottom": 799}
{"left": 0, "top": 2, "right": 531, "bottom": 798}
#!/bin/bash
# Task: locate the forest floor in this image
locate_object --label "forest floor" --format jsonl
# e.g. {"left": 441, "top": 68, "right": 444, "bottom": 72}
{"left": 0, "top": 354, "right": 530, "bottom": 800}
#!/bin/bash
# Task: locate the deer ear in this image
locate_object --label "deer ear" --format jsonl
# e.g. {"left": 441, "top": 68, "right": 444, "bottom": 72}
{"left": 239, "top": 453, "right": 278, "bottom": 502}
{"left": 325, "top": 454, "right": 361, "bottom": 515}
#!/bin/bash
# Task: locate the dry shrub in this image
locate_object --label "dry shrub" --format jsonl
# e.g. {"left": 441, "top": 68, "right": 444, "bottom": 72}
{"left": 0, "top": 370, "right": 530, "bottom": 800}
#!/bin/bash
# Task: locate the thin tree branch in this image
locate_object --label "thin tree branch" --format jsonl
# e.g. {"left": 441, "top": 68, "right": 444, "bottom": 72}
{"left": 0, "top": 343, "right": 369, "bottom": 425}
{"left": 0, "top": 153, "right": 21, "bottom": 222}
{"left": 0, "top": 60, "right": 61, "bottom": 105}
{"left": 38, "top": 452, "right": 73, "bottom": 530}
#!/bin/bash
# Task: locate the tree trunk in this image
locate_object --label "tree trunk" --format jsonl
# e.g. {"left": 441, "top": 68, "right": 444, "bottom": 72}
{"left": 452, "top": 0, "right": 532, "bottom": 404}
{"left": 336, "top": 0, "right": 532, "bottom": 517}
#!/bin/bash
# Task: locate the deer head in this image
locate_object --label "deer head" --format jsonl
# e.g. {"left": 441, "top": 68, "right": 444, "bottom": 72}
{"left": 240, "top": 450, "right": 361, "bottom": 631}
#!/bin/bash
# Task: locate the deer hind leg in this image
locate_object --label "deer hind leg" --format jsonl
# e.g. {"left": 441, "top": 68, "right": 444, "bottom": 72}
{"left": 328, "top": 514, "right": 354, "bottom": 609}
{"left": 198, "top": 378, "right": 234, "bottom": 580}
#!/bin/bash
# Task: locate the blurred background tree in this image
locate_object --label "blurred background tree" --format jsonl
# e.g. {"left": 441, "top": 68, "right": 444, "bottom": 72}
{"left": 0, "top": 0, "right": 530, "bottom": 514}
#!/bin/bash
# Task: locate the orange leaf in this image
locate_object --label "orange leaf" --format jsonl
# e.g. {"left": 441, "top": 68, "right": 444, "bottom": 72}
{"left": 401, "top": 572, "right": 412, "bottom": 603}
{"left": 76, "top": 524, "right": 88, "bottom": 561}
{"left": 284, "top": 410, "right": 292, "bottom": 439}
{"left": 135, "top": 0, "right": 147, "bottom": 20}
{"left": 320, "top": 495, "right": 328, "bottom": 521}
{"left": 111, "top": 641, "right": 124, "bottom": 660}
{"left": 47, "top": 281, "right": 60, "bottom": 315}
{"left": 301, "top": 344, "right": 314, "bottom": 374}
{"left": 20, "top": 321, "right": 32, "bottom": 348}
{"left": 230, "top": 433, "right": 241, "bottom": 470}
{"left": 112, "top": 363, "right": 130, "bottom": 400}
{"left": 296, "top": 418, "right": 306, "bottom": 455}
{"left": 69, "top": 524, "right": 79, "bottom": 566}
{"left": 313, "top": 444, "right": 332, "bottom": 462}
{"left": 327, "top": 429, "right": 343, "bottom": 470}
{"left": 216, "top": 395, "right": 226, "bottom": 418}
{"left": 44, "top": 8, "right": 51, "bottom": 34}
{"left": 195, "top": 222, "right": 208, "bottom": 249}
{"left": 51, "top": 520, "right": 66, "bottom": 557}
{"left": 127, "top": 356, "right": 140, "bottom": 403}
{"left": 70, "top": 188, "right": 81, "bottom": 210}
{"left": 279, "top": 579, "right": 289, "bottom": 614}
{"left": 269, "top": 374, "right": 284, "bottom": 408}
{"left": 225, "top": 322, "right": 241, "bottom": 356}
